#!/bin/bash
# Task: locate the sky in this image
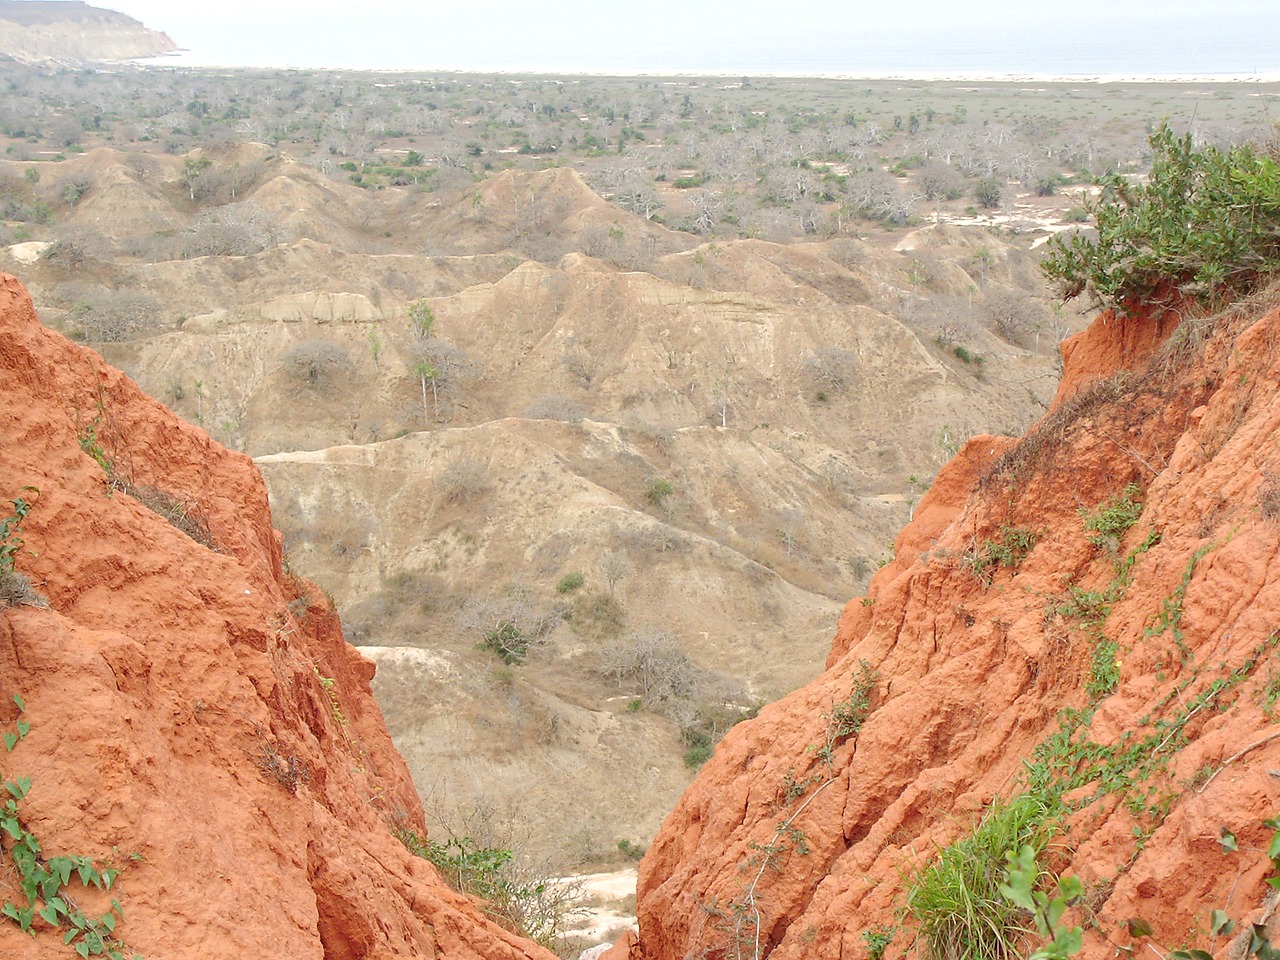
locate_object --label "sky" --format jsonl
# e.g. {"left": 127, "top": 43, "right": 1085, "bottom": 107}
{"left": 82, "top": 0, "right": 1280, "bottom": 77}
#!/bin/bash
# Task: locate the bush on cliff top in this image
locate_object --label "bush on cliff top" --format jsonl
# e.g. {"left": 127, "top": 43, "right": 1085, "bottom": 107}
{"left": 1042, "top": 123, "right": 1280, "bottom": 308}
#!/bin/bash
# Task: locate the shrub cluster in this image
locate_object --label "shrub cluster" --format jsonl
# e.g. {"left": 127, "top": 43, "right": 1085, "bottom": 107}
{"left": 1043, "top": 123, "right": 1280, "bottom": 308}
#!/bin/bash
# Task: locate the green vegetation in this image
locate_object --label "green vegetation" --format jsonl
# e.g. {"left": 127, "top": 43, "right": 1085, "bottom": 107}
{"left": 710, "top": 662, "right": 878, "bottom": 958}
{"left": 998, "top": 847, "right": 1083, "bottom": 960}
{"left": 1, "top": 697, "right": 141, "bottom": 960}
{"left": 907, "top": 794, "right": 1056, "bottom": 960}
{"left": 645, "top": 477, "right": 675, "bottom": 507}
{"left": 863, "top": 926, "right": 896, "bottom": 960}
{"left": 395, "top": 829, "right": 578, "bottom": 950}
{"left": 964, "top": 525, "right": 1039, "bottom": 586}
{"left": 1008, "top": 817, "right": 1280, "bottom": 960}
{"left": 460, "top": 586, "right": 561, "bottom": 666}
{"left": 0, "top": 487, "right": 40, "bottom": 607}
{"left": 1043, "top": 123, "right": 1280, "bottom": 307}
{"left": 813, "top": 661, "right": 878, "bottom": 767}
{"left": 1145, "top": 541, "right": 1217, "bottom": 662}
{"left": 555, "top": 571, "right": 585, "bottom": 594}
{"left": 602, "top": 627, "right": 753, "bottom": 769}
{"left": 616, "top": 838, "right": 646, "bottom": 861}
{"left": 482, "top": 620, "right": 540, "bottom": 665}
{"left": 1085, "top": 638, "right": 1121, "bottom": 699}
{"left": 1080, "top": 483, "right": 1144, "bottom": 551}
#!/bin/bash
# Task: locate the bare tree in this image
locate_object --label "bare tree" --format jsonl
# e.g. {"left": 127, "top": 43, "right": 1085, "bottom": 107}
{"left": 599, "top": 549, "right": 631, "bottom": 596}
{"left": 801, "top": 347, "right": 858, "bottom": 394}
{"left": 281, "top": 339, "right": 353, "bottom": 387}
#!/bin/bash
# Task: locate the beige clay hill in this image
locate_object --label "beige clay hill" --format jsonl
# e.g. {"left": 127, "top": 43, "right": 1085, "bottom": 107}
{"left": 3, "top": 152, "right": 1068, "bottom": 864}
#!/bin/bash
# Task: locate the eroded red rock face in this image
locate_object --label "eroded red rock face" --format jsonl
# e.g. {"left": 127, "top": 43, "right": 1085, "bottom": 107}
{"left": 0, "top": 274, "right": 551, "bottom": 959}
{"left": 634, "top": 290, "right": 1280, "bottom": 960}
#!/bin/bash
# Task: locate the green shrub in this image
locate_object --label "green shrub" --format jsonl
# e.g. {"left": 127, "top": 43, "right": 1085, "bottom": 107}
{"left": 907, "top": 794, "right": 1056, "bottom": 960}
{"left": 964, "top": 526, "right": 1040, "bottom": 586}
{"left": 555, "top": 571, "right": 585, "bottom": 593}
{"left": 0, "top": 488, "right": 44, "bottom": 608}
{"left": 483, "top": 620, "right": 535, "bottom": 665}
{"left": 1042, "top": 123, "right": 1280, "bottom": 307}
{"left": 396, "top": 829, "right": 577, "bottom": 949}
{"left": 646, "top": 477, "right": 674, "bottom": 507}
{"left": 975, "top": 176, "right": 1003, "bottom": 209}
{"left": 617, "top": 838, "right": 646, "bottom": 860}
{"left": 683, "top": 740, "right": 714, "bottom": 768}
{"left": 1080, "top": 483, "right": 1144, "bottom": 551}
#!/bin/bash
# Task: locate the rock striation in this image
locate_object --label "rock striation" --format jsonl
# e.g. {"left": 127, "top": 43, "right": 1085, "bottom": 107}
{"left": 0, "top": 1, "right": 176, "bottom": 64}
{"left": 630, "top": 289, "right": 1280, "bottom": 959}
{"left": 0, "top": 271, "right": 552, "bottom": 959}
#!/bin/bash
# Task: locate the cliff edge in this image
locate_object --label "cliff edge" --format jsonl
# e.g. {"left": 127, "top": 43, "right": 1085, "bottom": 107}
{"left": 0, "top": 272, "right": 551, "bottom": 959}
{"left": 0, "top": 1, "right": 176, "bottom": 64}
{"left": 631, "top": 288, "right": 1280, "bottom": 959}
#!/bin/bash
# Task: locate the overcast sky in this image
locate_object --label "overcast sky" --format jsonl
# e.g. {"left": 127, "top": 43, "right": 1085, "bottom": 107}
{"left": 92, "top": 0, "right": 1280, "bottom": 76}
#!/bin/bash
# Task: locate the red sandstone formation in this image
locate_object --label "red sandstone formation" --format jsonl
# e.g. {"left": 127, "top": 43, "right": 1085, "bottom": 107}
{"left": 633, "top": 290, "right": 1280, "bottom": 959}
{"left": 0, "top": 273, "right": 552, "bottom": 959}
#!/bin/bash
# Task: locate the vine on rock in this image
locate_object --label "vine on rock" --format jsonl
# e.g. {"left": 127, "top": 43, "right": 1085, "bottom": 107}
{"left": 1, "top": 695, "right": 142, "bottom": 960}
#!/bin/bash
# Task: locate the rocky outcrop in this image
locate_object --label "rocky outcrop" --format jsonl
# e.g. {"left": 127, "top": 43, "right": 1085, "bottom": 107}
{"left": 632, "top": 288, "right": 1280, "bottom": 959}
{"left": 0, "top": 1, "right": 176, "bottom": 64}
{"left": 0, "top": 272, "right": 551, "bottom": 959}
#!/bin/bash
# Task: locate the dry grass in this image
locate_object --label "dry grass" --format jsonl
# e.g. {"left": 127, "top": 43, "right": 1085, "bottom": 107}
{"left": 0, "top": 570, "right": 47, "bottom": 608}
{"left": 1260, "top": 471, "right": 1280, "bottom": 521}
{"left": 435, "top": 456, "right": 489, "bottom": 505}
{"left": 984, "top": 370, "right": 1140, "bottom": 487}
{"left": 255, "top": 739, "right": 312, "bottom": 794}
{"left": 120, "top": 481, "right": 215, "bottom": 548}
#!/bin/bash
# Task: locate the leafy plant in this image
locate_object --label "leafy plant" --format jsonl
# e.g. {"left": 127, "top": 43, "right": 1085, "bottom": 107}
{"left": 1085, "top": 638, "right": 1121, "bottom": 699}
{"left": 1011, "top": 816, "right": 1280, "bottom": 960}
{"left": 964, "top": 525, "right": 1039, "bottom": 586}
{"left": 555, "top": 571, "right": 585, "bottom": 594}
{"left": 907, "top": 794, "right": 1057, "bottom": 960}
{"left": 1, "top": 697, "right": 141, "bottom": 959}
{"left": 813, "top": 661, "right": 878, "bottom": 767}
{"left": 863, "top": 925, "right": 896, "bottom": 960}
{"left": 1080, "top": 483, "right": 1144, "bottom": 551}
{"left": 1042, "top": 123, "right": 1280, "bottom": 307}
{"left": 646, "top": 477, "right": 675, "bottom": 507}
{"left": 0, "top": 488, "right": 44, "bottom": 608}
{"left": 396, "top": 829, "right": 580, "bottom": 949}
{"left": 998, "top": 846, "right": 1083, "bottom": 960}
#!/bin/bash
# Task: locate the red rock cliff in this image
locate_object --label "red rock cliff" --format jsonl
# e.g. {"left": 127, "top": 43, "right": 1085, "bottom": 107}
{"left": 0, "top": 273, "right": 553, "bottom": 959}
{"left": 630, "top": 290, "right": 1280, "bottom": 960}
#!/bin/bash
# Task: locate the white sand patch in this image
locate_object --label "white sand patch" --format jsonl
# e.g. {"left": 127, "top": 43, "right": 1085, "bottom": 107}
{"left": 559, "top": 868, "right": 638, "bottom": 948}
{"left": 355, "top": 645, "right": 457, "bottom": 679}
{"left": 6, "top": 241, "right": 52, "bottom": 264}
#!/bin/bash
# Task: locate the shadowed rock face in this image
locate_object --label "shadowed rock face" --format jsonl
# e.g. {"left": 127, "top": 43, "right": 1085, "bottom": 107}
{"left": 0, "top": 273, "right": 552, "bottom": 959}
{"left": 629, "top": 289, "right": 1280, "bottom": 960}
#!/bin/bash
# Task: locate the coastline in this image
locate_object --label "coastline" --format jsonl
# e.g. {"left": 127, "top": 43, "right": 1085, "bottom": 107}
{"left": 128, "top": 51, "right": 1280, "bottom": 84}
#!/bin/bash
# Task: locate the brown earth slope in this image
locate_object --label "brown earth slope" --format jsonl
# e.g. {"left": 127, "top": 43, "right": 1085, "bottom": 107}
{"left": 630, "top": 289, "right": 1280, "bottom": 959}
{"left": 0, "top": 273, "right": 551, "bottom": 960}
